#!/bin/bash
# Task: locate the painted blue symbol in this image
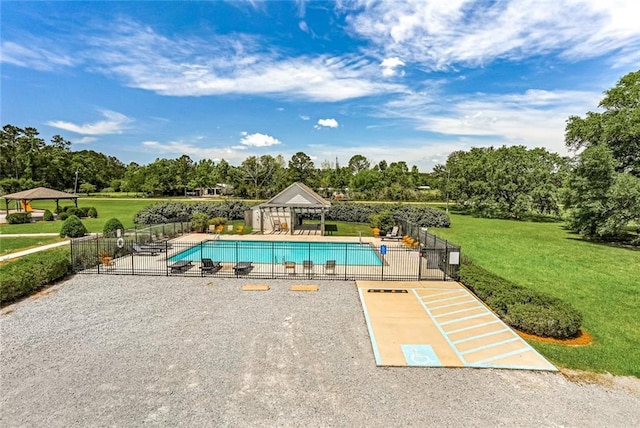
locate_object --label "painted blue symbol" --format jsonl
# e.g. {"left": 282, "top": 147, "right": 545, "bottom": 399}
{"left": 380, "top": 245, "right": 387, "bottom": 255}
{"left": 401, "top": 345, "right": 442, "bottom": 366}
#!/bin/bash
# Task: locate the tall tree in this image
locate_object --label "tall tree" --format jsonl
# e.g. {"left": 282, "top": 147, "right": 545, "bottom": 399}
{"left": 565, "top": 70, "right": 640, "bottom": 177}
{"left": 288, "top": 151, "right": 316, "bottom": 186}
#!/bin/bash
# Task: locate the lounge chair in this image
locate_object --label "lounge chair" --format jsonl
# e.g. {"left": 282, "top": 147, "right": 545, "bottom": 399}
{"left": 132, "top": 243, "right": 159, "bottom": 256}
{"left": 303, "top": 260, "right": 314, "bottom": 276}
{"left": 273, "top": 218, "right": 282, "bottom": 232}
{"left": 324, "top": 260, "right": 336, "bottom": 275}
{"left": 201, "top": 258, "right": 222, "bottom": 275}
{"left": 233, "top": 261, "right": 253, "bottom": 275}
{"left": 382, "top": 226, "right": 402, "bottom": 240}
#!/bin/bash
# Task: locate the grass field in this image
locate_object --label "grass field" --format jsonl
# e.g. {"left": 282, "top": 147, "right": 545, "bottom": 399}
{"left": 0, "top": 236, "right": 65, "bottom": 255}
{"left": 0, "top": 198, "right": 172, "bottom": 234}
{"left": 433, "top": 210, "right": 640, "bottom": 377}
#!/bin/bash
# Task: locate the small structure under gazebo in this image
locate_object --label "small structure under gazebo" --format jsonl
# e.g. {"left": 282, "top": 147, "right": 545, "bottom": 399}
{"left": 252, "top": 182, "right": 331, "bottom": 234}
{"left": 2, "top": 187, "right": 78, "bottom": 215}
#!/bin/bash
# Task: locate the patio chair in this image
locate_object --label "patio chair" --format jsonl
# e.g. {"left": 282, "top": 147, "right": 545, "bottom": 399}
{"left": 234, "top": 261, "right": 253, "bottom": 275}
{"left": 324, "top": 260, "right": 336, "bottom": 275}
{"left": 303, "top": 260, "right": 314, "bottom": 276}
{"left": 273, "top": 218, "right": 282, "bottom": 232}
{"left": 132, "top": 243, "right": 159, "bottom": 256}
{"left": 201, "top": 258, "right": 222, "bottom": 275}
{"left": 284, "top": 261, "right": 296, "bottom": 275}
{"left": 382, "top": 226, "right": 402, "bottom": 240}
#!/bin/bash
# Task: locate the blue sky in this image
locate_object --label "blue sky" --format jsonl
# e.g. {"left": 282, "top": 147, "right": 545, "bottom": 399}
{"left": 2, "top": 1, "right": 639, "bottom": 171}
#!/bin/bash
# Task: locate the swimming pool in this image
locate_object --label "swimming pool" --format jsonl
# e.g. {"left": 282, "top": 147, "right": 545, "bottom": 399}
{"left": 169, "top": 240, "right": 383, "bottom": 266}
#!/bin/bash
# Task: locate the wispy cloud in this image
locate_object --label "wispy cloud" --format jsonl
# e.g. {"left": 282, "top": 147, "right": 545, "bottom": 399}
{"left": 315, "top": 118, "right": 339, "bottom": 129}
{"left": 47, "top": 110, "right": 131, "bottom": 135}
{"left": 346, "top": 0, "right": 640, "bottom": 70}
{"left": 379, "top": 88, "right": 602, "bottom": 155}
{"left": 240, "top": 132, "right": 282, "bottom": 147}
{"left": 73, "top": 137, "right": 97, "bottom": 144}
{"left": 0, "top": 41, "right": 76, "bottom": 71}
{"left": 80, "top": 20, "right": 404, "bottom": 102}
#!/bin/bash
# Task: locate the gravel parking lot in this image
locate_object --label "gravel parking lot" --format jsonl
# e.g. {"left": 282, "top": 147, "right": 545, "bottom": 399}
{"left": 1, "top": 275, "right": 639, "bottom": 427}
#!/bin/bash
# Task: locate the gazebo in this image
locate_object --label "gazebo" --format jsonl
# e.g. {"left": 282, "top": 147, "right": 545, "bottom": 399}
{"left": 2, "top": 187, "right": 78, "bottom": 215}
{"left": 252, "top": 182, "right": 331, "bottom": 234}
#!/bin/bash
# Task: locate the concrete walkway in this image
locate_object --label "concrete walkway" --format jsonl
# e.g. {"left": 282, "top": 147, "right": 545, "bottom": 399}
{"left": 0, "top": 236, "right": 69, "bottom": 262}
{"left": 357, "top": 280, "right": 556, "bottom": 371}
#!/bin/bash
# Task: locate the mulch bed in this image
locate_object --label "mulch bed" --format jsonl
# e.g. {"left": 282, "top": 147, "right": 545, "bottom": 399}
{"left": 517, "top": 329, "right": 593, "bottom": 346}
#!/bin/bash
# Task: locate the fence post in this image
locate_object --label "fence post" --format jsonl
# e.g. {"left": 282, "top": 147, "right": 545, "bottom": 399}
{"left": 235, "top": 241, "right": 239, "bottom": 278}
{"left": 96, "top": 236, "right": 100, "bottom": 274}
{"left": 444, "top": 240, "right": 448, "bottom": 281}
{"left": 344, "top": 243, "right": 348, "bottom": 281}
{"left": 418, "top": 245, "right": 422, "bottom": 281}
{"left": 272, "top": 241, "right": 275, "bottom": 278}
{"left": 200, "top": 241, "right": 204, "bottom": 277}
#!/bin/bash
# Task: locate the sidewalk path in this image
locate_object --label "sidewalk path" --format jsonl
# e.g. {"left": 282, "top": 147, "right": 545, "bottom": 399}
{"left": 0, "top": 237, "right": 70, "bottom": 262}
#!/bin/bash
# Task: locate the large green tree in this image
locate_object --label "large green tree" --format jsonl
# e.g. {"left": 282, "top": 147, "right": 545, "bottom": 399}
{"left": 565, "top": 70, "right": 640, "bottom": 177}
{"left": 433, "top": 146, "right": 568, "bottom": 218}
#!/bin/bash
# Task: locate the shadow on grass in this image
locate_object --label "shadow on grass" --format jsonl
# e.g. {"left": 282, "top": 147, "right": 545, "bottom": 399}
{"left": 444, "top": 206, "right": 563, "bottom": 223}
{"left": 563, "top": 230, "right": 640, "bottom": 252}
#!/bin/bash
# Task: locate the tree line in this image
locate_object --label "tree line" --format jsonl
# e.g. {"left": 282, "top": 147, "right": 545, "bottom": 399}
{"left": 432, "top": 70, "right": 640, "bottom": 241}
{"left": 0, "top": 129, "right": 432, "bottom": 201}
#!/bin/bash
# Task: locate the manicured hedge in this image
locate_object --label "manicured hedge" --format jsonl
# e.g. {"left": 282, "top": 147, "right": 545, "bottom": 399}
{"left": 134, "top": 201, "right": 251, "bottom": 224}
{"left": 459, "top": 262, "right": 582, "bottom": 339}
{"left": 133, "top": 200, "right": 451, "bottom": 228}
{"left": 6, "top": 212, "right": 32, "bottom": 224}
{"left": 0, "top": 248, "right": 71, "bottom": 304}
{"left": 326, "top": 202, "right": 451, "bottom": 228}
{"left": 60, "top": 215, "right": 87, "bottom": 238}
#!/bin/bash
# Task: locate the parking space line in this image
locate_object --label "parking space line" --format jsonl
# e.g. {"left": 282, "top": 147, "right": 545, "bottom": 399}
{"left": 461, "top": 337, "right": 521, "bottom": 355}
{"left": 440, "top": 312, "right": 491, "bottom": 326}
{"left": 473, "top": 348, "right": 531, "bottom": 365}
{"left": 426, "top": 294, "right": 470, "bottom": 305}
{"left": 453, "top": 328, "right": 510, "bottom": 345}
{"left": 433, "top": 306, "right": 485, "bottom": 318}
{"left": 446, "top": 320, "right": 501, "bottom": 335}
{"left": 425, "top": 299, "right": 476, "bottom": 310}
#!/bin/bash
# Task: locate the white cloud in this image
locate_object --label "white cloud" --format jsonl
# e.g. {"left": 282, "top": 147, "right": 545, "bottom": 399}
{"left": 74, "top": 137, "right": 96, "bottom": 144}
{"left": 79, "top": 21, "right": 404, "bottom": 102}
{"left": 380, "top": 57, "right": 405, "bottom": 77}
{"left": 300, "top": 115, "right": 310, "bottom": 121}
{"left": 47, "top": 110, "right": 131, "bottom": 135}
{"left": 240, "top": 132, "right": 282, "bottom": 147}
{"left": 346, "top": 0, "right": 640, "bottom": 70}
{"left": 378, "top": 88, "right": 602, "bottom": 155}
{"left": 315, "top": 118, "right": 339, "bottom": 129}
{"left": 0, "top": 41, "right": 76, "bottom": 71}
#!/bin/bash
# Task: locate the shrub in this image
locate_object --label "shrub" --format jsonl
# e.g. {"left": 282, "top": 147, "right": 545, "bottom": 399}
{"left": 78, "top": 207, "right": 90, "bottom": 217}
{"left": 209, "top": 217, "right": 228, "bottom": 226}
{"left": 103, "top": 218, "right": 124, "bottom": 238}
{"left": 43, "top": 209, "right": 54, "bottom": 221}
{"left": 58, "top": 212, "right": 69, "bottom": 221}
{"left": 369, "top": 210, "right": 396, "bottom": 235}
{"left": 101, "top": 187, "right": 115, "bottom": 193}
{"left": 87, "top": 207, "right": 98, "bottom": 218}
{"left": 66, "top": 207, "right": 81, "bottom": 217}
{"left": 55, "top": 205, "right": 65, "bottom": 214}
{"left": 191, "top": 212, "right": 210, "bottom": 233}
{"left": 0, "top": 248, "right": 71, "bottom": 304}
{"left": 60, "top": 215, "right": 87, "bottom": 238}
{"left": 134, "top": 201, "right": 251, "bottom": 224}
{"left": 6, "top": 212, "right": 32, "bottom": 224}
{"left": 459, "top": 262, "right": 582, "bottom": 339}
{"left": 325, "top": 202, "right": 450, "bottom": 228}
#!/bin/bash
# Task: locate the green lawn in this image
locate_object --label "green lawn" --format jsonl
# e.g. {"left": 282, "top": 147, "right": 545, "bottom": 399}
{"left": 0, "top": 198, "right": 171, "bottom": 234}
{"left": 0, "top": 236, "right": 65, "bottom": 255}
{"left": 434, "top": 211, "right": 640, "bottom": 377}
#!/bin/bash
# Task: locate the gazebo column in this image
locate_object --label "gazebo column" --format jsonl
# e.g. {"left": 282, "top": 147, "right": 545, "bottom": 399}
{"left": 55, "top": 199, "right": 60, "bottom": 214}
{"left": 290, "top": 208, "right": 294, "bottom": 235}
{"left": 321, "top": 209, "right": 325, "bottom": 235}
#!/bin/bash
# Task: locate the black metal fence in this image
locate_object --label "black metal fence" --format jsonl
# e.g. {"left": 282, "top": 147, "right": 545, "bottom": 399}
{"left": 71, "top": 236, "right": 460, "bottom": 281}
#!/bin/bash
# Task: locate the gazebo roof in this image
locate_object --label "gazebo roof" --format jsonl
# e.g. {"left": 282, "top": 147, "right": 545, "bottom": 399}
{"left": 2, "top": 187, "right": 78, "bottom": 200}
{"left": 257, "top": 182, "right": 330, "bottom": 209}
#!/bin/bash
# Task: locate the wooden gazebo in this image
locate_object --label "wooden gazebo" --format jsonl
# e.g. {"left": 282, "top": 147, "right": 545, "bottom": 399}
{"left": 3, "top": 187, "right": 78, "bottom": 215}
{"left": 254, "top": 182, "right": 331, "bottom": 234}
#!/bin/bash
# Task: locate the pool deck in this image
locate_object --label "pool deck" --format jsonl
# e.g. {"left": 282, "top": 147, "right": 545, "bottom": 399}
{"left": 357, "top": 280, "right": 556, "bottom": 371}
{"left": 88, "top": 233, "right": 444, "bottom": 279}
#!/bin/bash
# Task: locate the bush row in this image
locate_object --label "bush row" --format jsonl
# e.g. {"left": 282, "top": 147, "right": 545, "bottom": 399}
{"left": 325, "top": 202, "right": 451, "bottom": 228}
{"left": 134, "top": 201, "right": 251, "bottom": 224}
{"left": 6, "top": 212, "right": 32, "bottom": 224}
{"left": 458, "top": 262, "right": 582, "bottom": 339}
{"left": 0, "top": 248, "right": 71, "bottom": 305}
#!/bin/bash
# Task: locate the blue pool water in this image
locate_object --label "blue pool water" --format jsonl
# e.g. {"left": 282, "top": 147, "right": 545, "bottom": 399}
{"left": 169, "top": 240, "right": 383, "bottom": 266}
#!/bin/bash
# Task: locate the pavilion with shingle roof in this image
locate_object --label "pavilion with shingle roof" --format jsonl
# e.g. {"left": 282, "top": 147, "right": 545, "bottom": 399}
{"left": 253, "top": 182, "right": 331, "bottom": 234}
{"left": 2, "top": 187, "right": 78, "bottom": 215}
